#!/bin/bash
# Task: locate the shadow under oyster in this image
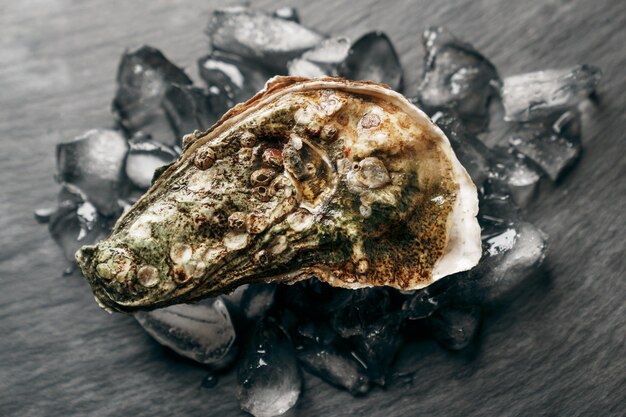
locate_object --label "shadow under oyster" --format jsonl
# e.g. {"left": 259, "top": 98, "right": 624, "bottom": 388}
{"left": 76, "top": 76, "right": 481, "bottom": 312}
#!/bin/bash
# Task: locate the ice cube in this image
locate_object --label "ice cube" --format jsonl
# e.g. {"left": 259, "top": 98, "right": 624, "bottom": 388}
{"left": 276, "top": 278, "right": 346, "bottom": 320}
{"left": 75, "top": 200, "right": 99, "bottom": 240}
{"left": 237, "top": 318, "right": 301, "bottom": 417}
{"left": 162, "top": 85, "right": 211, "bottom": 140}
{"left": 432, "top": 111, "right": 491, "bottom": 187}
{"left": 161, "top": 84, "right": 225, "bottom": 145}
{"left": 287, "top": 58, "right": 328, "bottom": 78}
{"left": 478, "top": 181, "right": 521, "bottom": 228}
{"left": 240, "top": 284, "right": 277, "bottom": 321}
{"left": 501, "top": 65, "right": 601, "bottom": 122}
{"left": 288, "top": 37, "right": 351, "bottom": 78}
{"left": 135, "top": 299, "right": 237, "bottom": 368}
{"left": 49, "top": 185, "right": 106, "bottom": 262}
{"left": 206, "top": 7, "right": 323, "bottom": 72}
{"left": 427, "top": 306, "right": 481, "bottom": 350}
{"left": 297, "top": 342, "right": 370, "bottom": 396}
{"left": 33, "top": 207, "right": 56, "bottom": 224}
{"left": 471, "top": 221, "right": 548, "bottom": 305}
{"left": 507, "top": 111, "right": 582, "bottom": 181}
{"left": 418, "top": 27, "right": 500, "bottom": 133}
{"left": 329, "top": 287, "right": 391, "bottom": 338}
{"left": 112, "top": 46, "right": 192, "bottom": 147}
{"left": 125, "top": 135, "right": 177, "bottom": 189}
{"left": 272, "top": 7, "right": 300, "bottom": 23}
{"left": 401, "top": 276, "right": 455, "bottom": 320}
{"left": 198, "top": 51, "right": 272, "bottom": 104}
{"left": 295, "top": 321, "right": 337, "bottom": 346}
{"left": 339, "top": 32, "right": 403, "bottom": 92}
{"left": 56, "top": 129, "right": 129, "bottom": 215}
{"left": 489, "top": 148, "right": 542, "bottom": 207}
{"left": 221, "top": 284, "right": 249, "bottom": 307}
{"left": 352, "top": 313, "right": 403, "bottom": 385}
{"left": 432, "top": 111, "right": 542, "bottom": 204}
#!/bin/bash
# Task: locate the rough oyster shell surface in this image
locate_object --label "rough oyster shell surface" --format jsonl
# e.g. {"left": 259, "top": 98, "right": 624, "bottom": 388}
{"left": 76, "top": 76, "right": 481, "bottom": 312}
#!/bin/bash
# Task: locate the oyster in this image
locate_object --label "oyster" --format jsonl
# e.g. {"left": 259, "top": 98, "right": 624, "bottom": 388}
{"left": 76, "top": 76, "right": 481, "bottom": 312}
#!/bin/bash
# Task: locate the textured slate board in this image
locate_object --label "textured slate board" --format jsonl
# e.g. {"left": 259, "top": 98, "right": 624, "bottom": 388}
{"left": 1, "top": 0, "right": 625, "bottom": 416}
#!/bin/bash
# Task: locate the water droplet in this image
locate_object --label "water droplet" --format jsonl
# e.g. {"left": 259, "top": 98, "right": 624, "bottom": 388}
{"left": 201, "top": 374, "right": 218, "bottom": 389}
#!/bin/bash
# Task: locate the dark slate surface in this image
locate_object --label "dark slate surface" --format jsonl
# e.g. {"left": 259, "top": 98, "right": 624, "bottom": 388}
{"left": 1, "top": 0, "right": 624, "bottom": 416}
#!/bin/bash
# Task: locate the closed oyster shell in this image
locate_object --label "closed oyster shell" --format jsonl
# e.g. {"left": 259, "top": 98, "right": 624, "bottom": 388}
{"left": 76, "top": 76, "right": 481, "bottom": 312}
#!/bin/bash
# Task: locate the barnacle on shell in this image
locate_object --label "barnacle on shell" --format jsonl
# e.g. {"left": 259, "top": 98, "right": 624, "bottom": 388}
{"left": 76, "top": 76, "right": 481, "bottom": 312}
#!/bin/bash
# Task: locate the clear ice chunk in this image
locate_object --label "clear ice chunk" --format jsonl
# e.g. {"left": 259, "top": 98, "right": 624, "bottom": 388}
{"left": 451, "top": 188, "right": 548, "bottom": 305}
{"left": 206, "top": 7, "right": 323, "bottom": 72}
{"left": 125, "top": 135, "right": 177, "bottom": 189}
{"left": 75, "top": 200, "right": 99, "bottom": 240}
{"left": 296, "top": 321, "right": 337, "bottom": 346}
{"left": 49, "top": 204, "right": 94, "bottom": 262}
{"left": 198, "top": 51, "right": 272, "bottom": 104}
{"left": 221, "top": 284, "right": 249, "bottom": 307}
{"left": 49, "top": 184, "right": 106, "bottom": 262}
{"left": 329, "top": 287, "right": 391, "bottom": 338}
{"left": 418, "top": 27, "right": 500, "bottom": 133}
{"left": 277, "top": 278, "right": 347, "bottom": 320}
{"left": 401, "top": 277, "right": 454, "bottom": 320}
{"left": 34, "top": 207, "right": 56, "bottom": 224}
{"left": 353, "top": 313, "right": 403, "bottom": 385}
{"left": 112, "top": 46, "right": 192, "bottom": 147}
{"left": 501, "top": 65, "right": 601, "bottom": 122}
{"left": 472, "top": 220, "right": 548, "bottom": 305}
{"left": 433, "top": 110, "right": 542, "bottom": 206}
{"left": 237, "top": 318, "right": 301, "bottom": 417}
{"left": 479, "top": 180, "right": 522, "bottom": 227}
{"left": 427, "top": 306, "right": 481, "bottom": 350}
{"left": 432, "top": 111, "right": 491, "bottom": 187}
{"left": 56, "top": 129, "right": 129, "bottom": 215}
{"left": 272, "top": 7, "right": 300, "bottom": 23}
{"left": 489, "top": 147, "right": 542, "bottom": 207}
{"left": 161, "top": 84, "right": 225, "bottom": 145}
{"left": 288, "top": 37, "right": 351, "bottom": 78}
{"left": 297, "top": 342, "right": 370, "bottom": 396}
{"left": 339, "top": 32, "right": 403, "bottom": 92}
{"left": 240, "top": 284, "right": 277, "bottom": 321}
{"left": 507, "top": 111, "right": 582, "bottom": 181}
{"left": 135, "top": 299, "right": 237, "bottom": 368}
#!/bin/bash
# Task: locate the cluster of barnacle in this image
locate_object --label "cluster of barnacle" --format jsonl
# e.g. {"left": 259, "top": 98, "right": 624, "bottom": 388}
{"left": 36, "top": 6, "right": 600, "bottom": 417}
